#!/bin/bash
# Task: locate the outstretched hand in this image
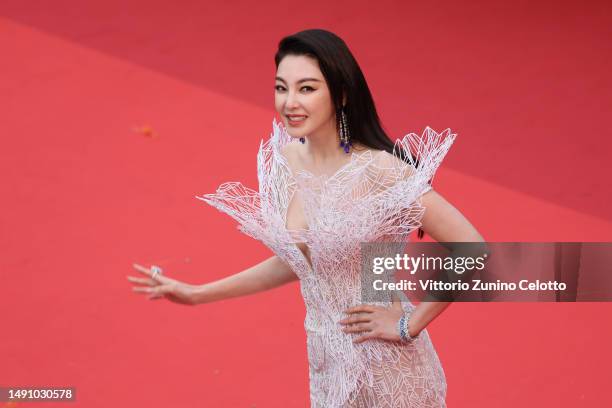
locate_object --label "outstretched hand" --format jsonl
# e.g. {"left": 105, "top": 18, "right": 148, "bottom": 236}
{"left": 339, "top": 299, "right": 408, "bottom": 344}
{"left": 127, "top": 263, "right": 198, "bottom": 306}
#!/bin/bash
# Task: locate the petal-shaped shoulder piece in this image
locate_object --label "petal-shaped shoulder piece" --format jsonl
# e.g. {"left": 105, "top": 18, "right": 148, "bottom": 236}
{"left": 256, "top": 118, "right": 296, "bottom": 223}
{"left": 195, "top": 181, "right": 267, "bottom": 242}
{"left": 195, "top": 118, "right": 298, "bottom": 245}
{"left": 361, "top": 126, "right": 457, "bottom": 240}
{"left": 391, "top": 125, "right": 457, "bottom": 196}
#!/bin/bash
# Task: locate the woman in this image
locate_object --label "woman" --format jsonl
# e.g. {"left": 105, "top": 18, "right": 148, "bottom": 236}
{"left": 128, "top": 29, "right": 484, "bottom": 407}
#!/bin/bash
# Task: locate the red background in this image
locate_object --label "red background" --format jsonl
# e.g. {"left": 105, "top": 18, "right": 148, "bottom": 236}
{"left": 1, "top": 1, "right": 611, "bottom": 406}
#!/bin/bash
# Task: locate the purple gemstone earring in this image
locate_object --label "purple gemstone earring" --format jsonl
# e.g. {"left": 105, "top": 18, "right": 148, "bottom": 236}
{"left": 339, "top": 106, "right": 351, "bottom": 153}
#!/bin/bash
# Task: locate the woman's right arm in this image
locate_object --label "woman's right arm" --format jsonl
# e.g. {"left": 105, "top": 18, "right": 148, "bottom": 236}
{"left": 192, "top": 255, "right": 299, "bottom": 304}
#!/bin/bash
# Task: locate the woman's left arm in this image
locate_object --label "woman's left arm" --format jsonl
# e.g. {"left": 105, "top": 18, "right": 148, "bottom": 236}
{"left": 341, "top": 188, "right": 486, "bottom": 343}
{"left": 403, "top": 188, "right": 486, "bottom": 336}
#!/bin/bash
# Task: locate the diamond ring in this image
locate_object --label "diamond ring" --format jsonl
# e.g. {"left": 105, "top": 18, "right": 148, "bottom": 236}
{"left": 150, "top": 265, "right": 163, "bottom": 279}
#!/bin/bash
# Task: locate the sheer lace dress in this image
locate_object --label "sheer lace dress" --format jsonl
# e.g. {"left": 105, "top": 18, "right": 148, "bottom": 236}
{"left": 196, "top": 118, "right": 457, "bottom": 408}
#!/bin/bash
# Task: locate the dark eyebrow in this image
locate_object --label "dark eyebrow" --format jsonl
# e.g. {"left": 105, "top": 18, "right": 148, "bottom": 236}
{"left": 275, "top": 76, "right": 322, "bottom": 84}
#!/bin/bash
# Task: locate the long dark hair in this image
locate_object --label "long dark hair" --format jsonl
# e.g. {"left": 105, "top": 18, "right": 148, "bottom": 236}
{"left": 274, "top": 28, "right": 426, "bottom": 239}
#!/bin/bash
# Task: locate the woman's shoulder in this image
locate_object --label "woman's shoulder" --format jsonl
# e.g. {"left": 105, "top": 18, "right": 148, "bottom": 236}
{"left": 356, "top": 145, "right": 405, "bottom": 168}
{"left": 350, "top": 143, "right": 387, "bottom": 159}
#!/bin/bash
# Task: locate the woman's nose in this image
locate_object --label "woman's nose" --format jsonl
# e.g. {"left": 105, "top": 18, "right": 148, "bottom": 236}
{"left": 285, "top": 92, "right": 300, "bottom": 108}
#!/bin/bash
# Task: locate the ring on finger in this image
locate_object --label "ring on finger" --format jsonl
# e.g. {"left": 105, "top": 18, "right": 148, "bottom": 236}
{"left": 151, "top": 265, "right": 163, "bottom": 279}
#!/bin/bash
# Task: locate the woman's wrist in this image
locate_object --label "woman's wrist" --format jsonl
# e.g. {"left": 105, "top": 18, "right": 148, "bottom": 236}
{"left": 192, "top": 283, "right": 210, "bottom": 305}
{"left": 398, "top": 311, "right": 421, "bottom": 342}
{"left": 407, "top": 314, "right": 422, "bottom": 338}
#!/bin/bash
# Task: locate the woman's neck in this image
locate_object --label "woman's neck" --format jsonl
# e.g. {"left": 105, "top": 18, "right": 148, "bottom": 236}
{"left": 303, "top": 119, "right": 346, "bottom": 164}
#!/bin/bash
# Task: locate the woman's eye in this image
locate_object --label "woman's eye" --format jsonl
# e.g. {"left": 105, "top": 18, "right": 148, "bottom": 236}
{"left": 274, "top": 85, "right": 314, "bottom": 92}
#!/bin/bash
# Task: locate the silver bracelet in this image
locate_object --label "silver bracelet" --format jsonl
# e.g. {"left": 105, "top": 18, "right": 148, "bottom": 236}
{"left": 397, "top": 311, "right": 419, "bottom": 343}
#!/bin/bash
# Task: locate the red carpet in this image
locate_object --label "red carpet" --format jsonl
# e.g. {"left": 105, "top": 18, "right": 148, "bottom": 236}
{"left": 1, "top": 1, "right": 611, "bottom": 406}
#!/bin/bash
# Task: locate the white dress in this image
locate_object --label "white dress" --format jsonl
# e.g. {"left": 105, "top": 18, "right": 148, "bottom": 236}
{"left": 197, "top": 118, "right": 457, "bottom": 407}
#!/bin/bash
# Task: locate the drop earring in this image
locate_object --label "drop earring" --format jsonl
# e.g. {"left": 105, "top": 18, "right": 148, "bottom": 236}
{"left": 339, "top": 106, "right": 351, "bottom": 153}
